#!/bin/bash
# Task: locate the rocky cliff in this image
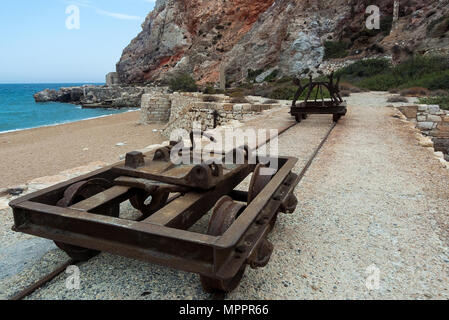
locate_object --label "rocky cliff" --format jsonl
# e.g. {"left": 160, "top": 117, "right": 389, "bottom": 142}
{"left": 116, "top": 0, "right": 449, "bottom": 86}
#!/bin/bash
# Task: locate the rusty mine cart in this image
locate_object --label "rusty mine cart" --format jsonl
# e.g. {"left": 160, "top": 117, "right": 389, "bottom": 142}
{"left": 10, "top": 134, "right": 300, "bottom": 293}
{"left": 291, "top": 72, "right": 347, "bottom": 123}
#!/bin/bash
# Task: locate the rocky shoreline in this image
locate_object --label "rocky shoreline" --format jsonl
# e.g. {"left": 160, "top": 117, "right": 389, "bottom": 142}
{"left": 33, "top": 85, "right": 162, "bottom": 109}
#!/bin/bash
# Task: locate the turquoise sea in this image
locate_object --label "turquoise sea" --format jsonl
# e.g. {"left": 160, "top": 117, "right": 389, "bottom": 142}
{"left": 0, "top": 84, "right": 130, "bottom": 133}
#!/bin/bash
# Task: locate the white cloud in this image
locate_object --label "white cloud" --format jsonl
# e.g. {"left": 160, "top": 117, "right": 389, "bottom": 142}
{"left": 96, "top": 9, "right": 143, "bottom": 21}
{"left": 64, "top": 0, "right": 144, "bottom": 21}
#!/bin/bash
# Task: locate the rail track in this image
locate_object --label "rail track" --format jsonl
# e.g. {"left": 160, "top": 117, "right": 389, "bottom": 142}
{"left": 9, "top": 121, "right": 337, "bottom": 301}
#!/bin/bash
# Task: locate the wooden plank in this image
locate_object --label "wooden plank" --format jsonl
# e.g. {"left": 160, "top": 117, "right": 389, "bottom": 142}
{"left": 70, "top": 186, "right": 132, "bottom": 212}
{"left": 143, "top": 192, "right": 203, "bottom": 226}
{"left": 143, "top": 165, "right": 253, "bottom": 228}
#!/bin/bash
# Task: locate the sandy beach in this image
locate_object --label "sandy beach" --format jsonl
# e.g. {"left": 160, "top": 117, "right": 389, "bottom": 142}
{"left": 0, "top": 111, "right": 166, "bottom": 189}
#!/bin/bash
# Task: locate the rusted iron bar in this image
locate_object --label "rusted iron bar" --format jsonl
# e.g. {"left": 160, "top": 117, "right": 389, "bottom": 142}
{"left": 9, "top": 259, "right": 75, "bottom": 300}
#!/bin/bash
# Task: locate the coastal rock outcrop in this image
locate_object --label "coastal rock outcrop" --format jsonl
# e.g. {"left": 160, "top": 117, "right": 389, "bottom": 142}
{"left": 116, "top": 0, "right": 444, "bottom": 85}
{"left": 33, "top": 86, "right": 157, "bottom": 109}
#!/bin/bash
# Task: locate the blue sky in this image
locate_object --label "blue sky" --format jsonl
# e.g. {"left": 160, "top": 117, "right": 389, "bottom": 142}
{"left": 0, "top": 0, "right": 156, "bottom": 83}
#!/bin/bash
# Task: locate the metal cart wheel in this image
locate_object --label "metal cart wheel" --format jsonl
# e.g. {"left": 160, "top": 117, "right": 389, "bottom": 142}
{"left": 248, "top": 163, "right": 279, "bottom": 231}
{"left": 248, "top": 164, "right": 276, "bottom": 204}
{"left": 130, "top": 190, "right": 169, "bottom": 219}
{"left": 55, "top": 178, "right": 119, "bottom": 261}
{"left": 200, "top": 196, "right": 247, "bottom": 293}
{"left": 294, "top": 113, "right": 308, "bottom": 122}
{"left": 333, "top": 114, "right": 342, "bottom": 123}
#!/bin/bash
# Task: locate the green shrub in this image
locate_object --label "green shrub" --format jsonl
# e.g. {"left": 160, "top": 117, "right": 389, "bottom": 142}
{"left": 169, "top": 73, "right": 198, "bottom": 92}
{"left": 226, "top": 89, "right": 245, "bottom": 98}
{"left": 391, "top": 55, "right": 449, "bottom": 81}
{"left": 263, "top": 69, "right": 280, "bottom": 82}
{"left": 400, "top": 87, "right": 430, "bottom": 97}
{"left": 335, "top": 58, "right": 391, "bottom": 82}
{"left": 395, "top": 70, "right": 449, "bottom": 90}
{"left": 324, "top": 41, "right": 349, "bottom": 60}
{"left": 203, "top": 86, "right": 216, "bottom": 94}
{"left": 247, "top": 69, "right": 264, "bottom": 82}
{"left": 267, "top": 81, "right": 333, "bottom": 101}
{"left": 419, "top": 95, "right": 449, "bottom": 110}
{"left": 277, "top": 76, "right": 294, "bottom": 83}
{"left": 387, "top": 96, "right": 409, "bottom": 103}
{"left": 426, "top": 71, "right": 449, "bottom": 90}
{"left": 268, "top": 86, "right": 298, "bottom": 100}
{"left": 335, "top": 55, "right": 449, "bottom": 92}
{"left": 358, "top": 74, "right": 401, "bottom": 91}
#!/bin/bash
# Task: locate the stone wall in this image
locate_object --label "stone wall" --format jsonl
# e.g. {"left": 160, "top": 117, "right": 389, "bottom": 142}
{"left": 140, "top": 94, "right": 172, "bottom": 124}
{"left": 140, "top": 92, "right": 281, "bottom": 137}
{"left": 399, "top": 104, "right": 449, "bottom": 160}
{"left": 162, "top": 101, "right": 277, "bottom": 138}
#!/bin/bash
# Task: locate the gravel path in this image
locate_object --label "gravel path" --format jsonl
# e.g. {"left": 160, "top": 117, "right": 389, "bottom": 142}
{"left": 267, "top": 96, "right": 449, "bottom": 299}
{"left": 2, "top": 92, "right": 448, "bottom": 299}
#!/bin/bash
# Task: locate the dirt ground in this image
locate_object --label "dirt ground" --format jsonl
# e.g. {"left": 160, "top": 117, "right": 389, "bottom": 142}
{"left": 0, "top": 111, "right": 165, "bottom": 189}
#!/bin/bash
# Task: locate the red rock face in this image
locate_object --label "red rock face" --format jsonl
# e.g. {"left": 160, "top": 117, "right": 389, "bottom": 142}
{"left": 116, "top": 0, "right": 275, "bottom": 84}
{"left": 116, "top": 0, "right": 448, "bottom": 85}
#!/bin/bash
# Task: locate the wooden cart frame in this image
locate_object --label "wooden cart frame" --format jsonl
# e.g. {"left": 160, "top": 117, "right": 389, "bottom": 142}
{"left": 10, "top": 145, "right": 299, "bottom": 293}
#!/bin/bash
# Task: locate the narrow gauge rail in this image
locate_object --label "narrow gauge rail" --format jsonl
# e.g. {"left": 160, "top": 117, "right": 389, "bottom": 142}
{"left": 9, "top": 121, "right": 337, "bottom": 300}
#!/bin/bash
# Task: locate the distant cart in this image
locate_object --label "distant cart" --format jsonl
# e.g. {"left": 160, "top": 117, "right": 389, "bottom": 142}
{"left": 10, "top": 133, "right": 299, "bottom": 293}
{"left": 291, "top": 73, "right": 347, "bottom": 123}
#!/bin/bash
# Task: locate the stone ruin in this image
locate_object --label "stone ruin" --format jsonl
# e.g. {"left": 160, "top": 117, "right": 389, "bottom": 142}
{"left": 140, "top": 91, "right": 284, "bottom": 138}
{"left": 399, "top": 104, "right": 449, "bottom": 161}
{"left": 105, "top": 72, "right": 120, "bottom": 87}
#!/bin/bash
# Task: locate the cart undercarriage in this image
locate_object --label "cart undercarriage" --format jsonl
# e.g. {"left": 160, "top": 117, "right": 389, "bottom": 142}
{"left": 10, "top": 142, "right": 300, "bottom": 293}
